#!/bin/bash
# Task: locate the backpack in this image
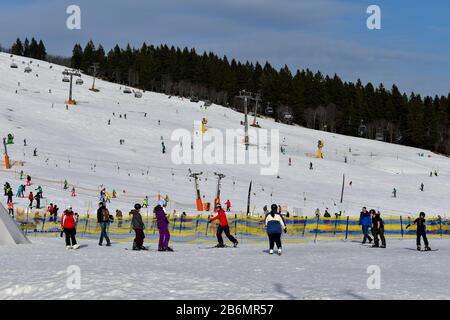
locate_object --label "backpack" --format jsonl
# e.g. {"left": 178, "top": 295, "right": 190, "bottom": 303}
{"left": 102, "top": 209, "right": 110, "bottom": 222}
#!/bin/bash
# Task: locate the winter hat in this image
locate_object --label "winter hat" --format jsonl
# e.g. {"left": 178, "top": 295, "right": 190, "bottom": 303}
{"left": 419, "top": 212, "right": 425, "bottom": 217}
{"left": 134, "top": 203, "right": 142, "bottom": 210}
{"left": 271, "top": 204, "right": 278, "bottom": 212}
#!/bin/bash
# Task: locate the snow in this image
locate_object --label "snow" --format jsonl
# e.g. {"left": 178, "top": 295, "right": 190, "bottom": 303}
{"left": 1, "top": 53, "right": 450, "bottom": 300}
{"left": 1, "top": 53, "right": 450, "bottom": 217}
{"left": 0, "top": 237, "right": 448, "bottom": 300}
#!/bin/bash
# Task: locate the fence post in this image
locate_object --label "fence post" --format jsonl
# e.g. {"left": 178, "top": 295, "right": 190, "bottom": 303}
{"left": 400, "top": 216, "right": 404, "bottom": 238}
{"left": 345, "top": 216, "right": 349, "bottom": 240}
{"left": 302, "top": 216, "right": 307, "bottom": 237}
{"left": 439, "top": 216, "right": 443, "bottom": 239}
{"left": 314, "top": 215, "right": 320, "bottom": 243}
{"left": 179, "top": 215, "right": 183, "bottom": 233}
{"left": 234, "top": 214, "right": 237, "bottom": 236}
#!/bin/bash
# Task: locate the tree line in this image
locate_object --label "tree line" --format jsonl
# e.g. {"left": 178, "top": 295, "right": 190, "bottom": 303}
{"left": 5, "top": 38, "right": 450, "bottom": 154}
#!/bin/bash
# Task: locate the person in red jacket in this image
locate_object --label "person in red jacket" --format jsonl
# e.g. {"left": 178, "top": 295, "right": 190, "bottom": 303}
{"left": 225, "top": 200, "right": 231, "bottom": 212}
{"left": 28, "top": 192, "right": 34, "bottom": 208}
{"left": 61, "top": 206, "right": 79, "bottom": 249}
{"left": 210, "top": 203, "right": 238, "bottom": 248}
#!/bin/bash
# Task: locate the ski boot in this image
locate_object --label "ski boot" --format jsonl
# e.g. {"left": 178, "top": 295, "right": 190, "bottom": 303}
{"left": 269, "top": 249, "right": 274, "bottom": 255}
{"left": 425, "top": 246, "right": 431, "bottom": 251}
{"left": 277, "top": 248, "right": 282, "bottom": 256}
{"left": 233, "top": 241, "right": 239, "bottom": 248}
{"left": 140, "top": 246, "right": 148, "bottom": 251}
{"left": 417, "top": 245, "right": 421, "bottom": 251}
{"left": 215, "top": 244, "right": 225, "bottom": 248}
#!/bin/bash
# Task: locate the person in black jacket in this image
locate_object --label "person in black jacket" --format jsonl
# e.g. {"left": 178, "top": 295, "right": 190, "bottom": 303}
{"left": 97, "top": 202, "right": 111, "bottom": 246}
{"left": 370, "top": 209, "right": 386, "bottom": 248}
{"left": 406, "top": 212, "right": 431, "bottom": 251}
{"left": 129, "top": 203, "right": 146, "bottom": 250}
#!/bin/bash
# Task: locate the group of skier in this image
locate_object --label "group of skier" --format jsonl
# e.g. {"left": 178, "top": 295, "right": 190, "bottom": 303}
{"left": 359, "top": 207, "right": 431, "bottom": 251}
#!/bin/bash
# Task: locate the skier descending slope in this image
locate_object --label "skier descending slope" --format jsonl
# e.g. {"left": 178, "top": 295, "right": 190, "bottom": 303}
{"left": 209, "top": 203, "right": 238, "bottom": 248}
{"left": 265, "top": 204, "right": 287, "bottom": 255}
{"left": 61, "top": 206, "right": 79, "bottom": 249}
{"left": 406, "top": 212, "right": 431, "bottom": 251}
{"left": 370, "top": 209, "right": 386, "bottom": 248}
{"left": 130, "top": 204, "right": 147, "bottom": 250}
{"left": 154, "top": 203, "right": 173, "bottom": 251}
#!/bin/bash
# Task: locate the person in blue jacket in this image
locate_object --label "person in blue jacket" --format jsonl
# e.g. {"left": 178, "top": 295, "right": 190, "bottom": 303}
{"left": 264, "top": 204, "right": 287, "bottom": 255}
{"left": 359, "top": 207, "right": 373, "bottom": 244}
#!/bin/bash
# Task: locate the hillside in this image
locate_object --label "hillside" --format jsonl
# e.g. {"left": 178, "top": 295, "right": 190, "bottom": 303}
{"left": 1, "top": 52, "right": 449, "bottom": 218}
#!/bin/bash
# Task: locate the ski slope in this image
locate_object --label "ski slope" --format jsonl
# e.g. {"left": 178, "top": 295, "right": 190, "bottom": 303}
{"left": 1, "top": 52, "right": 450, "bottom": 218}
{"left": 0, "top": 237, "right": 449, "bottom": 300}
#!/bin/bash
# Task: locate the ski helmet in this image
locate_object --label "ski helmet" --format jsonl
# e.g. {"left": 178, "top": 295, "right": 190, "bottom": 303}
{"left": 134, "top": 203, "right": 142, "bottom": 210}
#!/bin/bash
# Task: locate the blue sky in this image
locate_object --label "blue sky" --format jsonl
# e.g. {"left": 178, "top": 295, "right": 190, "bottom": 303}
{"left": 1, "top": 0, "right": 450, "bottom": 96}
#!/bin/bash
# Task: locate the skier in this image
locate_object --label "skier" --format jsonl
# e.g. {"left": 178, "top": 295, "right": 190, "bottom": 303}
{"left": 142, "top": 197, "right": 148, "bottom": 208}
{"left": 19, "top": 170, "right": 24, "bottom": 180}
{"left": 53, "top": 205, "right": 59, "bottom": 223}
{"left": 26, "top": 175, "right": 31, "bottom": 186}
{"left": 3, "top": 182, "right": 10, "bottom": 196}
{"left": 161, "top": 141, "right": 166, "bottom": 154}
{"left": 16, "top": 185, "right": 24, "bottom": 198}
{"left": 63, "top": 179, "right": 68, "bottom": 190}
{"left": 130, "top": 203, "right": 146, "bottom": 250}
{"left": 225, "top": 199, "right": 231, "bottom": 212}
{"left": 265, "top": 204, "right": 287, "bottom": 255}
{"left": 324, "top": 208, "right": 331, "bottom": 218}
{"left": 392, "top": 188, "right": 397, "bottom": 198}
{"left": 35, "top": 192, "right": 41, "bottom": 209}
{"left": 97, "top": 202, "right": 111, "bottom": 246}
{"left": 28, "top": 192, "right": 34, "bottom": 208}
{"left": 209, "top": 203, "right": 239, "bottom": 248}
{"left": 420, "top": 183, "right": 424, "bottom": 192}
{"left": 115, "top": 209, "right": 123, "bottom": 228}
{"left": 309, "top": 162, "right": 313, "bottom": 170}
{"left": 35, "top": 185, "right": 43, "bottom": 198}
{"left": 6, "top": 185, "right": 13, "bottom": 203}
{"left": 358, "top": 207, "right": 373, "bottom": 244}
{"left": 71, "top": 186, "right": 77, "bottom": 197}
{"left": 7, "top": 201, "right": 14, "bottom": 217}
{"left": 154, "top": 203, "right": 173, "bottom": 251}
{"left": 33, "top": 148, "right": 37, "bottom": 156}
{"left": 47, "top": 203, "right": 54, "bottom": 222}
{"left": 61, "top": 206, "right": 79, "bottom": 249}
{"left": 406, "top": 212, "right": 431, "bottom": 251}
{"left": 370, "top": 209, "right": 386, "bottom": 248}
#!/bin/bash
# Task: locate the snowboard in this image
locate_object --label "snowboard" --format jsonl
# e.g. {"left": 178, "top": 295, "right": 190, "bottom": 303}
{"left": 404, "top": 248, "right": 438, "bottom": 252}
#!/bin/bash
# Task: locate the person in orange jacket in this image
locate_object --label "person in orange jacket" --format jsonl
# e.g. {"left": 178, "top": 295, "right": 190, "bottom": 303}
{"left": 7, "top": 201, "right": 14, "bottom": 217}
{"left": 209, "top": 203, "right": 238, "bottom": 248}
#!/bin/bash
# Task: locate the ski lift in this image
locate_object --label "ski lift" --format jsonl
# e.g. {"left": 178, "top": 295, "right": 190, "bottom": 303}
{"left": 283, "top": 112, "right": 293, "bottom": 120}
{"left": 265, "top": 106, "right": 274, "bottom": 115}
{"left": 134, "top": 91, "right": 143, "bottom": 98}
{"left": 204, "top": 100, "right": 212, "bottom": 107}
{"left": 62, "top": 76, "right": 70, "bottom": 83}
{"left": 24, "top": 66, "right": 32, "bottom": 73}
{"left": 62, "top": 70, "right": 69, "bottom": 76}
{"left": 10, "top": 62, "right": 18, "bottom": 69}
{"left": 123, "top": 87, "right": 132, "bottom": 94}
{"left": 190, "top": 96, "right": 199, "bottom": 103}
{"left": 75, "top": 78, "right": 84, "bottom": 85}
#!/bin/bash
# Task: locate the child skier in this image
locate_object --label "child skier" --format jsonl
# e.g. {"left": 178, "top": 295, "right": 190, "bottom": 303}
{"left": 28, "top": 191, "right": 34, "bottom": 208}
{"left": 130, "top": 203, "right": 146, "bottom": 250}
{"left": 406, "top": 212, "right": 431, "bottom": 251}
{"left": 154, "top": 203, "right": 173, "bottom": 251}
{"left": 7, "top": 201, "right": 14, "bottom": 217}
{"left": 265, "top": 204, "right": 287, "bottom": 255}
{"left": 209, "top": 203, "right": 239, "bottom": 248}
{"left": 61, "top": 206, "right": 79, "bottom": 249}
{"left": 370, "top": 209, "right": 386, "bottom": 248}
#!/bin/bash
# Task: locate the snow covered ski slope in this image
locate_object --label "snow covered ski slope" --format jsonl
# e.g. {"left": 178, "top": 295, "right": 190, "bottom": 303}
{"left": 1, "top": 52, "right": 450, "bottom": 217}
